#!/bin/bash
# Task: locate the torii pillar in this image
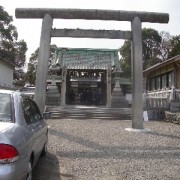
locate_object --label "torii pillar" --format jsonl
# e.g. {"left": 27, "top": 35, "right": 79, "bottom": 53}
{"left": 34, "top": 14, "right": 53, "bottom": 113}
{"left": 131, "top": 17, "right": 143, "bottom": 129}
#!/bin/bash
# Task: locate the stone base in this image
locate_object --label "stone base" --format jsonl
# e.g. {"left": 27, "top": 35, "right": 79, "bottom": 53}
{"left": 170, "top": 101, "right": 180, "bottom": 112}
{"left": 143, "top": 110, "right": 165, "bottom": 120}
{"left": 165, "top": 111, "right": 180, "bottom": 124}
{"left": 125, "top": 127, "right": 151, "bottom": 133}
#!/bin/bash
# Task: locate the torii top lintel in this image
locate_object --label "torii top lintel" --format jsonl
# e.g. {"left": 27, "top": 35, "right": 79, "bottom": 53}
{"left": 15, "top": 8, "right": 169, "bottom": 23}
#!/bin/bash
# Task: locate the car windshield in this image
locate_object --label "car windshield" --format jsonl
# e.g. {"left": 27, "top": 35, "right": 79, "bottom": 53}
{"left": 0, "top": 93, "right": 12, "bottom": 122}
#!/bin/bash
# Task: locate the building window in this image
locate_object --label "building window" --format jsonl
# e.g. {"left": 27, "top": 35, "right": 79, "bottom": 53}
{"left": 150, "top": 78, "right": 155, "bottom": 90}
{"left": 162, "top": 74, "right": 166, "bottom": 88}
{"left": 167, "top": 71, "right": 174, "bottom": 88}
{"left": 156, "top": 76, "right": 161, "bottom": 90}
{"left": 150, "top": 71, "right": 174, "bottom": 91}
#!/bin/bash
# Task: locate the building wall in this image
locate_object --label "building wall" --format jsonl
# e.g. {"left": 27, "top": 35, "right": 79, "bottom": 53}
{"left": 176, "top": 66, "right": 180, "bottom": 89}
{"left": 149, "top": 63, "right": 174, "bottom": 78}
{"left": 0, "top": 61, "right": 14, "bottom": 88}
{"left": 146, "top": 63, "right": 177, "bottom": 91}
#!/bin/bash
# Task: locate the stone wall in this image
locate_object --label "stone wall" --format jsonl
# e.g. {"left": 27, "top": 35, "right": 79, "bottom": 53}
{"left": 143, "top": 101, "right": 180, "bottom": 121}
{"left": 165, "top": 111, "right": 180, "bottom": 124}
{"left": 170, "top": 101, "right": 180, "bottom": 112}
{"left": 143, "top": 109, "right": 165, "bottom": 121}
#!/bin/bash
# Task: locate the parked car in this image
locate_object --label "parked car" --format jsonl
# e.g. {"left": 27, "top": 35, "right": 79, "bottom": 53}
{"left": 0, "top": 89, "right": 48, "bottom": 180}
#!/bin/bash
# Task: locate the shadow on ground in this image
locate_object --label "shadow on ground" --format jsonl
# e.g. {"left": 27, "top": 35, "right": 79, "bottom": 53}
{"left": 32, "top": 152, "right": 74, "bottom": 180}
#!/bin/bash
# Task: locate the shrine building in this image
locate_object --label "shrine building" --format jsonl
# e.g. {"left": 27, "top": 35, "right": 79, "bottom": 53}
{"left": 46, "top": 48, "right": 126, "bottom": 107}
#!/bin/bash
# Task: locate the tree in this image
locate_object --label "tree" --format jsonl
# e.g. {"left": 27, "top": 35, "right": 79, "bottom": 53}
{"left": 119, "top": 40, "right": 131, "bottom": 78}
{"left": 13, "top": 39, "right": 28, "bottom": 87}
{"left": 25, "top": 44, "right": 57, "bottom": 85}
{"left": 142, "top": 28, "right": 162, "bottom": 68}
{"left": 15, "top": 40, "right": 27, "bottom": 67}
{"left": 13, "top": 68, "right": 26, "bottom": 87}
{"left": 120, "top": 28, "right": 163, "bottom": 78}
{"left": 0, "top": 6, "right": 17, "bottom": 63}
{"left": 25, "top": 63, "right": 36, "bottom": 85}
{"left": 168, "top": 35, "right": 180, "bottom": 58}
{"left": 0, "top": 6, "right": 27, "bottom": 87}
{"left": 159, "top": 31, "right": 172, "bottom": 61}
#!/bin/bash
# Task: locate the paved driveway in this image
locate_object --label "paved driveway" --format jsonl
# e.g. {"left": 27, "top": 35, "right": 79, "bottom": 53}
{"left": 32, "top": 109, "right": 180, "bottom": 179}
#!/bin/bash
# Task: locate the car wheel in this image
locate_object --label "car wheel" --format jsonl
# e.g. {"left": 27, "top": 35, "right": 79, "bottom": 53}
{"left": 26, "top": 161, "right": 32, "bottom": 180}
{"left": 41, "top": 143, "right": 47, "bottom": 157}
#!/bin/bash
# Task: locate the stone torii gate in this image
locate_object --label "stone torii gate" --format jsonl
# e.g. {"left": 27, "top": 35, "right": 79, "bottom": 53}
{"left": 15, "top": 8, "right": 169, "bottom": 130}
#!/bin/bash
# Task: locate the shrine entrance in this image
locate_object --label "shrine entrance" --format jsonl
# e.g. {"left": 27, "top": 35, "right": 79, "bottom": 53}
{"left": 49, "top": 48, "right": 121, "bottom": 106}
{"left": 66, "top": 69, "right": 106, "bottom": 106}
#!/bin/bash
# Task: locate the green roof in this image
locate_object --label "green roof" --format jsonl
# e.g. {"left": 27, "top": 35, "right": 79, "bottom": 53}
{"left": 51, "top": 48, "right": 121, "bottom": 71}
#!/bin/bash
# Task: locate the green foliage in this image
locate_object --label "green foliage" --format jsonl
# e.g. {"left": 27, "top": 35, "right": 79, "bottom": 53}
{"left": 142, "top": 28, "right": 162, "bottom": 69}
{"left": 0, "top": 6, "right": 27, "bottom": 67}
{"left": 25, "top": 63, "right": 36, "bottom": 85}
{"left": 119, "top": 28, "right": 175, "bottom": 78}
{"left": 13, "top": 68, "right": 26, "bottom": 87}
{"left": 25, "top": 44, "right": 58, "bottom": 85}
{"left": 0, "top": 5, "right": 16, "bottom": 64}
{"left": 142, "top": 28, "right": 161, "bottom": 59}
{"left": 168, "top": 35, "right": 180, "bottom": 58}
{"left": 159, "top": 31, "right": 171, "bottom": 60}
{"left": 0, "top": 5, "right": 27, "bottom": 88}
{"left": 15, "top": 40, "right": 27, "bottom": 67}
{"left": 119, "top": 41, "right": 131, "bottom": 78}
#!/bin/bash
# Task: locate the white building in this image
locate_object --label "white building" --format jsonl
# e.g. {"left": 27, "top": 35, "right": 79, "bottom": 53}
{"left": 0, "top": 58, "right": 15, "bottom": 89}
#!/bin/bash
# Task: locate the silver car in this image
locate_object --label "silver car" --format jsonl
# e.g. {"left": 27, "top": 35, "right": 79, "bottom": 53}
{"left": 0, "top": 89, "right": 48, "bottom": 180}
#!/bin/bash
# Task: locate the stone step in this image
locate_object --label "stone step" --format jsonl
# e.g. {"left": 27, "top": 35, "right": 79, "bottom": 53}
{"left": 46, "top": 90, "right": 60, "bottom": 93}
{"left": 46, "top": 97, "right": 60, "bottom": 105}
{"left": 51, "top": 113, "right": 132, "bottom": 120}
{"left": 45, "top": 106, "right": 132, "bottom": 120}
{"left": 46, "top": 95, "right": 59, "bottom": 97}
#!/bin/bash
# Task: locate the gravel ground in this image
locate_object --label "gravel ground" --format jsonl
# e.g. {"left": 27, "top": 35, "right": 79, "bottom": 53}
{"left": 33, "top": 117, "right": 180, "bottom": 180}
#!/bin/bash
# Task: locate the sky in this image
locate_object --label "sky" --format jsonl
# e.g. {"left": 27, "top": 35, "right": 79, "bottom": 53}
{"left": 1, "top": 0, "right": 180, "bottom": 60}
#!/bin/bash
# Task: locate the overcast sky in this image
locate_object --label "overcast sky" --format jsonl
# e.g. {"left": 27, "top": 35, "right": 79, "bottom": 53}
{"left": 1, "top": 0, "right": 180, "bottom": 59}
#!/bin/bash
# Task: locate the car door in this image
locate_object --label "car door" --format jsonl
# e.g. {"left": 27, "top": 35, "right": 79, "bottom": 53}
{"left": 28, "top": 100, "right": 47, "bottom": 158}
{"left": 21, "top": 99, "right": 40, "bottom": 158}
{"left": 21, "top": 98, "right": 46, "bottom": 163}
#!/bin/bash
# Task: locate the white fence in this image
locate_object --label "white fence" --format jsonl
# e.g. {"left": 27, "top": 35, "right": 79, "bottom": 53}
{"left": 144, "top": 88, "right": 180, "bottom": 109}
{"left": 145, "top": 96, "right": 169, "bottom": 109}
